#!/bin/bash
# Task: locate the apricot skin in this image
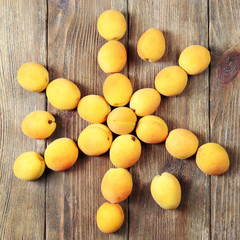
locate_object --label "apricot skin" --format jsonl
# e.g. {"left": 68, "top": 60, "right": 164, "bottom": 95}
{"left": 97, "top": 10, "right": 127, "bottom": 41}
{"left": 196, "top": 143, "right": 229, "bottom": 175}
{"left": 46, "top": 78, "right": 81, "bottom": 110}
{"left": 137, "top": 28, "right": 165, "bottom": 62}
{"left": 129, "top": 88, "right": 161, "bottom": 116}
{"left": 101, "top": 168, "right": 133, "bottom": 203}
{"left": 103, "top": 73, "right": 133, "bottom": 107}
{"left": 179, "top": 45, "right": 211, "bottom": 75}
{"left": 44, "top": 138, "right": 79, "bottom": 171}
{"left": 77, "top": 95, "right": 111, "bottom": 123}
{"left": 136, "top": 115, "right": 168, "bottom": 144}
{"left": 21, "top": 111, "right": 56, "bottom": 139}
{"left": 17, "top": 62, "right": 49, "bottom": 92}
{"left": 151, "top": 172, "right": 181, "bottom": 210}
{"left": 155, "top": 66, "right": 188, "bottom": 97}
{"left": 110, "top": 135, "right": 141, "bottom": 168}
{"left": 98, "top": 40, "right": 127, "bottom": 74}
{"left": 165, "top": 129, "right": 199, "bottom": 159}
{"left": 13, "top": 152, "right": 45, "bottom": 181}
{"left": 107, "top": 107, "right": 137, "bottom": 135}
{"left": 78, "top": 124, "right": 112, "bottom": 156}
{"left": 97, "top": 202, "right": 124, "bottom": 234}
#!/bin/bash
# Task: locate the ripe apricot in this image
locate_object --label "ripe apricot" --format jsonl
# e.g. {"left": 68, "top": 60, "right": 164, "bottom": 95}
{"left": 78, "top": 124, "right": 112, "bottom": 156}
{"left": 155, "top": 66, "right": 188, "bottom": 97}
{"left": 97, "top": 10, "right": 127, "bottom": 41}
{"left": 98, "top": 40, "right": 127, "bottom": 73}
{"left": 136, "top": 115, "right": 168, "bottom": 144}
{"left": 13, "top": 152, "right": 45, "bottom": 180}
{"left": 17, "top": 62, "right": 49, "bottom": 92}
{"left": 77, "top": 95, "right": 111, "bottom": 123}
{"left": 137, "top": 28, "right": 165, "bottom": 62}
{"left": 103, "top": 73, "right": 133, "bottom": 107}
{"left": 21, "top": 111, "right": 56, "bottom": 139}
{"left": 179, "top": 45, "right": 211, "bottom": 75}
{"left": 196, "top": 143, "right": 229, "bottom": 175}
{"left": 107, "top": 107, "right": 137, "bottom": 135}
{"left": 165, "top": 129, "right": 199, "bottom": 159}
{"left": 101, "top": 168, "right": 133, "bottom": 203}
{"left": 97, "top": 202, "right": 124, "bottom": 233}
{"left": 110, "top": 134, "right": 141, "bottom": 168}
{"left": 129, "top": 88, "right": 161, "bottom": 116}
{"left": 44, "top": 138, "right": 79, "bottom": 171}
{"left": 151, "top": 172, "right": 181, "bottom": 210}
{"left": 46, "top": 78, "right": 81, "bottom": 110}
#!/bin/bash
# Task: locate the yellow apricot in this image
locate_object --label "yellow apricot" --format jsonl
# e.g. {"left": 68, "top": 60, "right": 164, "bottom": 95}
{"left": 101, "top": 168, "right": 133, "bottom": 203}
{"left": 151, "top": 172, "right": 181, "bottom": 210}
{"left": 21, "top": 111, "right": 56, "bottom": 139}
{"left": 107, "top": 107, "right": 137, "bottom": 135}
{"left": 136, "top": 115, "right": 168, "bottom": 144}
{"left": 155, "top": 66, "right": 188, "bottom": 97}
{"left": 98, "top": 40, "right": 127, "bottom": 73}
{"left": 179, "top": 45, "right": 211, "bottom": 75}
{"left": 103, "top": 73, "right": 133, "bottom": 107}
{"left": 110, "top": 135, "right": 141, "bottom": 168}
{"left": 13, "top": 152, "right": 45, "bottom": 180}
{"left": 44, "top": 138, "right": 79, "bottom": 171}
{"left": 78, "top": 124, "right": 112, "bottom": 156}
{"left": 137, "top": 28, "right": 165, "bottom": 62}
{"left": 77, "top": 95, "right": 111, "bottom": 123}
{"left": 129, "top": 88, "right": 161, "bottom": 116}
{"left": 165, "top": 129, "right": 199, "bottom": 159}
{"left": 196, "top": 143, "right": 229, "bottom": 175}
{"left": 97, "top": 10, "right": 127, "bottom": 41}
{"left": 46, "top": 78, "right": 81, "bottom": 110}
{"left": 17, "top": 62, "right": 49, "bottom": 92}
{"left": 97, "top": 202, "right": 124, "bottom": 233}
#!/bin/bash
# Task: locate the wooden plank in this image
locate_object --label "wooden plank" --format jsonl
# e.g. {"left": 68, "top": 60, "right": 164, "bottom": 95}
{"left": 0, "top": 0, "right": 47, "bottom": 239}
{"left": 127, "top": 0, "right": 210, "bottom": 239}
{"left": 209, "top": 0, "right": 240, "bottom": 239}
{"left": 46, "top": 0, "right": 128, "bottom": 239}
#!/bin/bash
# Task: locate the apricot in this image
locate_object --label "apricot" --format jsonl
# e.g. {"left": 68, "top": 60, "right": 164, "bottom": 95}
{"left": 110, "top": 135, "right": 141, "bottom": 168}
{"left": 129, "top": 88, "right": 161, "bottom": 116}
{"left": 77, "top": 95, "right": 111, "bottom": 123}
{"left": 151, "top": 172, "right": 181, "bottom": 210}
{"left": 155, "top": 66, "right": 188, "bottom": 97}
{"left": 103, "top": 73, "right": 133, "bottom": 107}
{"left": 44, "top": 138, "right": 79, "bottom": 171}
{"left": 107, "top": 107, "right": 137, "bottom": 135}
{"left": 196, "top": 143, "right": 229, "bottom": 175}
{"left": 46, "top": 78, "right": 81, "bottom": 110}
{"left": 21, "top": 111, "right": 56, "bottom": 139}
{"left": 97, "top": 202, "right": 124, "bottom": 233}
{"left": 78, "top": 124, "right": 112, "bottom": 156}
{"left": 137, "top": 28, "right": 165, "bottom": 62}
{"left": 97, "top": 10, "right": 127, "bottom": 41}
{"left": 165, "top": 129, "right": 199, "bottom": 159}
{"left": 178, "top": 45, "right": 211, "bottom": 75}
{"left": 101, "top": 168, "right": 133, "bottom": 203}
{"left": 13, "top": 152, "right": 45, "bottom": 180}
{"left": 98, "top": 40, "right": 127, "bottom": 73}
{"left": 17, "top": 62, "right": 49, "bottom": 92}
{"left": 136, "top": 115, "right": 168, "bottom": 144}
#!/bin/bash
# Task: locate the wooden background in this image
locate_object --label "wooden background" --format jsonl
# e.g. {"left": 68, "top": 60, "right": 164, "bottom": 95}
{"left": 0, "top": 0, "right": 239, "bottom": 239}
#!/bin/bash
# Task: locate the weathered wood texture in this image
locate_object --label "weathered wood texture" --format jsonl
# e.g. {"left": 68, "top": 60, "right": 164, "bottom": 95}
{"left": 0, "top": 0, "right": 47, "bottom": 239}
{"left": 210, "top": 0, "right": 240, "bottom": 239}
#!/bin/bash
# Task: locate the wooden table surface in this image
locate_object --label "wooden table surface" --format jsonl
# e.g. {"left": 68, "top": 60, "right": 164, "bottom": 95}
{"left": 0, "top": 0, "right": 239, "bottom": 239}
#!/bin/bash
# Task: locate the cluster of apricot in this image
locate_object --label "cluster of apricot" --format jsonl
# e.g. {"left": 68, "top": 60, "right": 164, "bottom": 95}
{"left": 13, "top": 9, "right": 230, "bottom": 234}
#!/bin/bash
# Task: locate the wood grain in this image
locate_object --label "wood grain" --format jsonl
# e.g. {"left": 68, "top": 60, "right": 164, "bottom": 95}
{"left": 209, "top": 0, "right": 240, "bottom": 239}
{"left": 127, "top": 0, "right": 210, "bottom": 239}
{"left": 0, "top": 0, "right": 47, "bottom": 239}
